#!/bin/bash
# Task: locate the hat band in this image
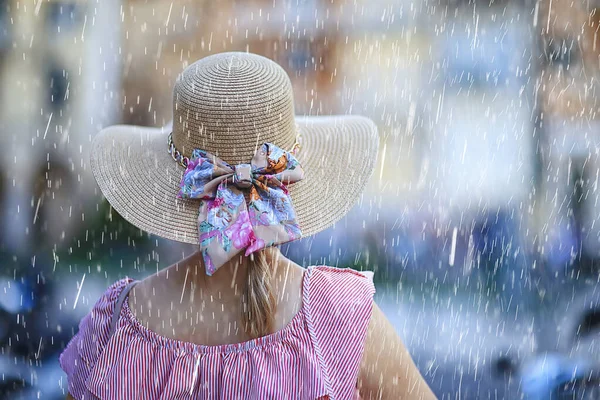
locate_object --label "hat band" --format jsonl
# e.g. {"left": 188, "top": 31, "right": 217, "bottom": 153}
{"left": 167, "top": 133, "right": 301, "bottom": 169}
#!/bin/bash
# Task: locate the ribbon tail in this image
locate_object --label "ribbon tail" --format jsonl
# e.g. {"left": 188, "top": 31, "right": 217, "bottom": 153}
{"left": 243, "top": 206, "right": 268, "bottom": 257}
{"left": 200, "top": 184, "right": 253, "bottom": 275}
{"left": 201, "top": 248, "right": 217, "bottom": 276}
{"left": 198, "top": 202, "right": 222, "bottom": 276}
{"left": 197, "top": 184, "right": 239, "bottom": 275}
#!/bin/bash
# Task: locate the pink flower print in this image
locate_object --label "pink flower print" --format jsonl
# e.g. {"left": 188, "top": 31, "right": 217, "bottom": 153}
{"left": 245, "top": 231, "right": 266, "bottom": 255}
{"left": 208, "top": 197, "right": 224, "bottom": 210}
{"left": 185, "top": 158, "right": 200, "bottom": 173}
{"left": 225, "top": 210, "right": 254, "bottom": 249}
{"left": 258, "top": 212, "right": 272, "bottom": 226}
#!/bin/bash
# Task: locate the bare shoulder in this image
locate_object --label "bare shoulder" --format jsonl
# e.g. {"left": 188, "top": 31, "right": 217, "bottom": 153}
{"left": 358, "top": 302, "right": 438, "bottom": 400}
{"left": 66, "top": 393, "right": 75, "bottom": 400}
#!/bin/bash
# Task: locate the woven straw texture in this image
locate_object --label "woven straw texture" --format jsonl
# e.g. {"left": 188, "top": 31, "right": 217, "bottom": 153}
{"left": 90, "top": 53, "right": 379, "bottom": 244}
{"left": 172, "top": 52, "right": 297, "bottom": 164}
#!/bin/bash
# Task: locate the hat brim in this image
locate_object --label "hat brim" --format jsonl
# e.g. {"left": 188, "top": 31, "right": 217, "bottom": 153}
{"left": 90, "top": 115, "right": 379, "bottom": 244}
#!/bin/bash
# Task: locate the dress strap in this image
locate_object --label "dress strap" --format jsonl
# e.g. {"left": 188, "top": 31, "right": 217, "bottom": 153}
{"left": 109, "top": 280, "right": 139, "bottom": 338}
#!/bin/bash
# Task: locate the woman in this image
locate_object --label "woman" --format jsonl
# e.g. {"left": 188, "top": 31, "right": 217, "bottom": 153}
{"left": 60, "top": 52, "right": 437, "bottom": 400}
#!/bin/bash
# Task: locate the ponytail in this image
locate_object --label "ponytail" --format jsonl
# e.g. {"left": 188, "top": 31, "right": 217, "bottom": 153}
{"left": 241, "top": 248, "right": 277, "bottom": 338}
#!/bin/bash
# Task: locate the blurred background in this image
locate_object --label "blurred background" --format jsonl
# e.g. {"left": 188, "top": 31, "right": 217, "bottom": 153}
{"left": 2, "top": 0, "right": 600, "bottom": 398}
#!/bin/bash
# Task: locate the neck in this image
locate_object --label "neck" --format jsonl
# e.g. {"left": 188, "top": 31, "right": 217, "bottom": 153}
{"left": 163, "top": 247, "right": 284, "bottom": 297}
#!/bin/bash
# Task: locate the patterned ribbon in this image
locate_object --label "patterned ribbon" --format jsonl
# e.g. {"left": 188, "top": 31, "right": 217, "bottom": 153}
{"left": 178, "top": 143, "right": 304, "bottom": 275}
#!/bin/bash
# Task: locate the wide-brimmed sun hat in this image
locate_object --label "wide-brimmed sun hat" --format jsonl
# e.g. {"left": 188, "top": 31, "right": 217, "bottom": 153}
{"left": 90, "top": 52, "right": 379, "bottom": 247}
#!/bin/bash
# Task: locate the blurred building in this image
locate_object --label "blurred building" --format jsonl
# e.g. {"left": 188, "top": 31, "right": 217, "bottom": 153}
{"left": 120, "top": 0, "right": 343, "bottom": 129}
{"left": 535, "top": 0, "right": 600, "bottom": 269}
{"left": 0, "top": 0, "right": 122, "bottom": 257}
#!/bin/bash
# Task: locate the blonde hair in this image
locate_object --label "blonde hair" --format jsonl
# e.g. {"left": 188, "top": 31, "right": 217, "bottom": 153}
{"left": 241, "top": 248, "right": 277, "bottom": 338}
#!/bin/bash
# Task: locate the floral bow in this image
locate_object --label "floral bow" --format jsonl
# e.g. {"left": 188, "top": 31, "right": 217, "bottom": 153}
{"left": 178, "top": 143, "right": 304, "bottom": 275}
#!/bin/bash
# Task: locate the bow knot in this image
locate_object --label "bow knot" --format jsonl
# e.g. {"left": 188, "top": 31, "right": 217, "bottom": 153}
{"left": 178, "top": 143, "right": 304, "bottom": 275}
{"left": 233, "top": 164, "right": 253, "bottom": 189}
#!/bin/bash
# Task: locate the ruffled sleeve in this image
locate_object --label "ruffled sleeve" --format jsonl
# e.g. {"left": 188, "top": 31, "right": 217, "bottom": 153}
{"left": 304, "top": 266, "right": 376, "bottom": 400}
{"left": 59, "top": 278, "right": 133, "bottom": 399}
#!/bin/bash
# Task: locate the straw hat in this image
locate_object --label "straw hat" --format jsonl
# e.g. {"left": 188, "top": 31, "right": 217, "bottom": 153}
{"left": 90, "top": 52, "right": 379, "bottom": 244}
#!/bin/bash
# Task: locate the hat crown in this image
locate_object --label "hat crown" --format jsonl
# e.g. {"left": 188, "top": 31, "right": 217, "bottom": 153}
{"left": 171, "top": 52, "right": 297, "bottom": 165}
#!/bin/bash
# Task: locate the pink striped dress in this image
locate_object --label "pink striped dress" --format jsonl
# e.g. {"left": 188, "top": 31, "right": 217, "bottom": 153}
{"left": 59, "top": 266, "right": 376, "bottom": 400}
